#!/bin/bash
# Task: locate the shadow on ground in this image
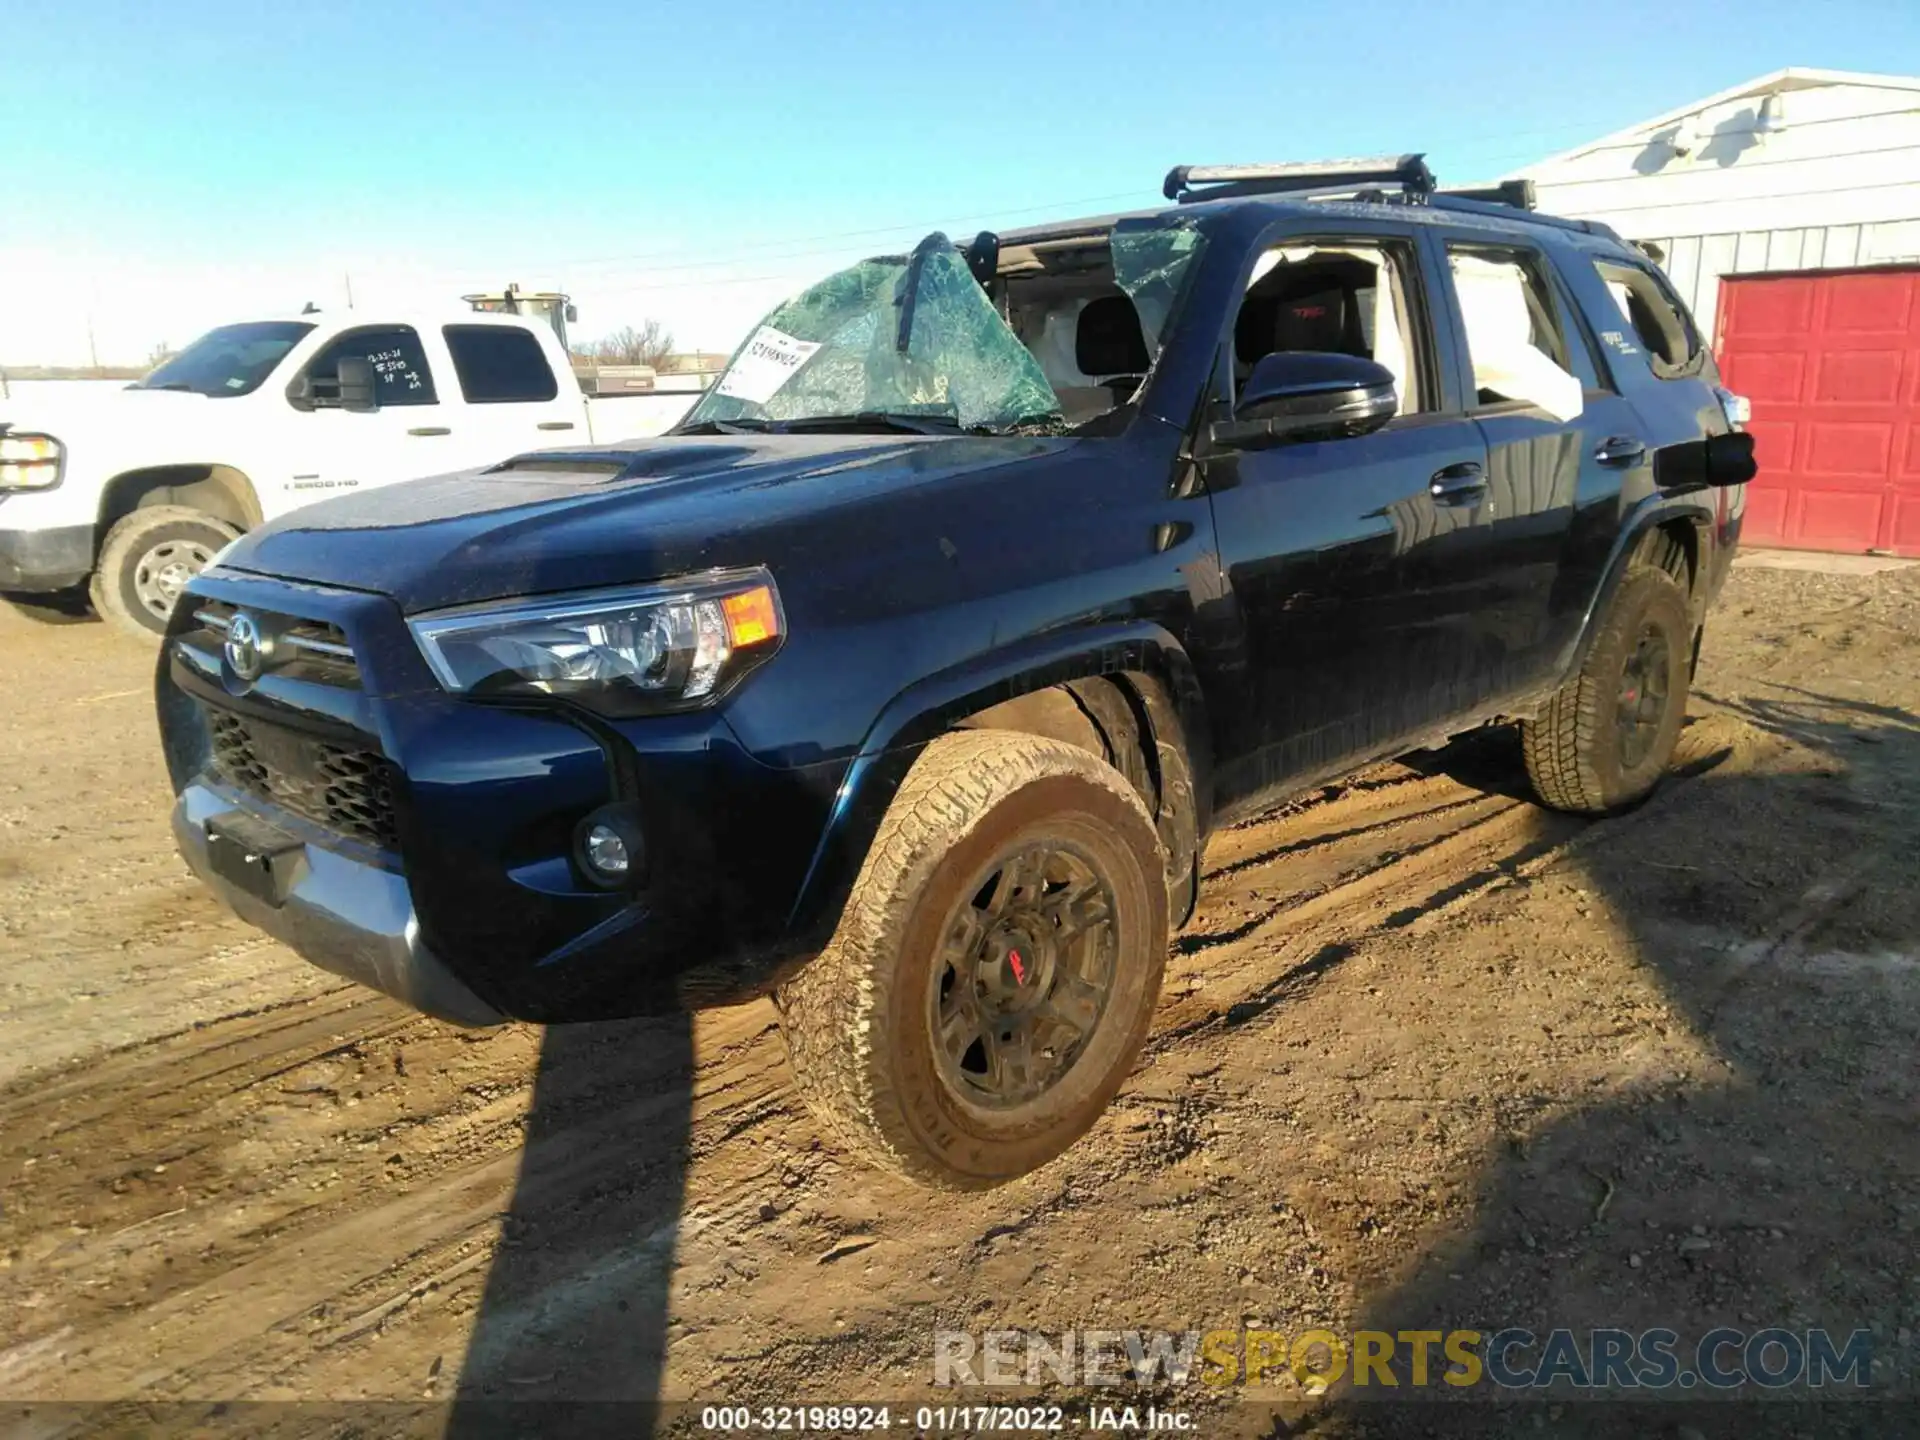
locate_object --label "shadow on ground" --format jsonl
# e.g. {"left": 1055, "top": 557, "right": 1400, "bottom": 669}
{"left": 446, "top": 1014, "right": 695, "bottom": 1438}
{"left": 1309, "top": 687, "right": 1920, "bottom": 1438}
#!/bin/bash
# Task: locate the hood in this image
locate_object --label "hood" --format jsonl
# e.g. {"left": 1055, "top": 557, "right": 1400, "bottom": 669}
{"left": 218, "top": 431, "right": 1071, "bottom": 612}
{"left": 0, "top": 382, "right": 206, "bottom": 430}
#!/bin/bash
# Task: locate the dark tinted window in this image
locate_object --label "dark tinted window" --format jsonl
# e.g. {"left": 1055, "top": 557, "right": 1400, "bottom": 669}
{"left": 443, "top": 325, "right": 560, "bottom": 403}
{"left": 138, "top": 321, "right": 314, "bottom": 398}
{"left": 300, "top": 325, "right": 437, "bottom": 406}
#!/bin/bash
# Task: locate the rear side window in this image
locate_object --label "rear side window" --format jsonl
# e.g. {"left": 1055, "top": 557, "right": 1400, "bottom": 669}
{"left": 443, "top": 325, "right": 561, "bottom": 404}
{"left": 1444, "top": 246, "right": 1583, "bottom": 421}
{"left": 299, "top": 325, "right": 437, "bottom": 406}
{"left": 1594, "top": 260, "right": 1701, "bottom": 376}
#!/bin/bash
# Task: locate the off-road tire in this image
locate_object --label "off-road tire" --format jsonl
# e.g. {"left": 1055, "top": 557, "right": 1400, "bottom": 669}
{"left": 93, "top": 506, "right": 238, "bottom": 639}
{"left": 774, "top": 729, "right": 1169, "bottom": 1189}
{"left": 1522, "top": 554, "right": 1692, "bottom": 815}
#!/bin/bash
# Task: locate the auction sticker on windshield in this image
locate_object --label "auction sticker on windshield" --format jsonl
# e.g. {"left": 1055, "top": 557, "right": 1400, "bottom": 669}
{"left": 716, "top": 326, "right": 823, "bottom": 405}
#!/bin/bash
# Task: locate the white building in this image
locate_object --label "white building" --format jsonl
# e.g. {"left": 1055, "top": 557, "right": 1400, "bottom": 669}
{"left": 1515, "top": 69, "right": 1920, "bottom": 556}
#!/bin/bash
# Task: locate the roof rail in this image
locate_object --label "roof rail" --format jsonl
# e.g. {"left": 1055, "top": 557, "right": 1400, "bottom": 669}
{"left": 1424, "top": 192, "right": 1623, "bottom": 241}
{"left": 1164, "top": 154, "right": 1434, "bottom": 203}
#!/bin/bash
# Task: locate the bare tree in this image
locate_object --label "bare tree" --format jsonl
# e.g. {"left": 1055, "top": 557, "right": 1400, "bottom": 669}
{"left": 588, "top": 320, "right": 675, "bottom": 368}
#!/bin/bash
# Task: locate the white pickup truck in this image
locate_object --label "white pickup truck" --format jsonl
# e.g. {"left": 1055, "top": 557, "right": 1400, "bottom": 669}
{"left": 0, "top": 309, "right": 695, "bottom": 635}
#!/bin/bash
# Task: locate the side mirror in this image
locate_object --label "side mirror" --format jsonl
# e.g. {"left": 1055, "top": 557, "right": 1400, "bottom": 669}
{"left": 1654, "top": 430, "right": 1757, "bottom": 490}
{"left": 1210, "top": 351, "right": 1397, "bottom": 452}
{"left": 337, "top": 356, "right": 379, "bottom": 413}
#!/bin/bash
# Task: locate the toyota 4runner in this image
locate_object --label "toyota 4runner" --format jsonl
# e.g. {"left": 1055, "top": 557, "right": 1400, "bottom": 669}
{"left": 157, "top": 156, "right": 1755, "bottom": 1189}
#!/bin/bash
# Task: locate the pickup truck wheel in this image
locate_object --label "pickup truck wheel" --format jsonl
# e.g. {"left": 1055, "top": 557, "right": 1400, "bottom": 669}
{"left": 93, "top": 506, "right": 239, "bottom": 638}
{"left": 1522, "top": 566, "right": 1692, "bottom": 815}
{"left": 775, "top": 729, "right": 1169, "bottom": 1189}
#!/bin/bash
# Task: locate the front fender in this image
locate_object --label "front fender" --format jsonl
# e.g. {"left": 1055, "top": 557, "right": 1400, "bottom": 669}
{"left": 781, "top": 620, "right": 1209, "bottom": 943}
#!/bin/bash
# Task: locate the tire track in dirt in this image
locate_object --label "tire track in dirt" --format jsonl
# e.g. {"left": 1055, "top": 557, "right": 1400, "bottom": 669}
{"left": 0, "top": 759, "right": 1558, "bottom": 1399}
{"left": 0, "top": 718, "right": 1751, "bottom": 1403}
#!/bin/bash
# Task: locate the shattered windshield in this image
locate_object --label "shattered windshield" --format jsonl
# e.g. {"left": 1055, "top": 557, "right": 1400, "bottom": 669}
{"left": 681, "top": 233, "right": 1062, "bottom": 434}
{"left": 1110, "top": 216, "right": 1206, "bottom": 359}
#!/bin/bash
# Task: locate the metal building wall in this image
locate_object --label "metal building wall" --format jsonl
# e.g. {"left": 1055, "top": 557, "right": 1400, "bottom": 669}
{"left": 1516, "top": 71, "right": 1920, "bottom": 344}
{"left": 1638, "top": 220, "right": 1920, "bottom": 344}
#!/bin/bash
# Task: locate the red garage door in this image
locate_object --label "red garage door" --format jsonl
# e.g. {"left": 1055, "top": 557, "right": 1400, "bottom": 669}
{"left": 1716, "top": 267, "right": 1920, "bottom": 556}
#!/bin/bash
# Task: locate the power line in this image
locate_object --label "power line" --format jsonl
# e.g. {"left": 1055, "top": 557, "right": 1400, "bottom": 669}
{"left": 538, "top": 188, "right": 1159, "bottom": 276}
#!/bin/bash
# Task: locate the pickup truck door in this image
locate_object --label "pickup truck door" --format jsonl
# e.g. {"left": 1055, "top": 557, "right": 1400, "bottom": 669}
{"left": 434, "top": 323, "right": 588, "bottom": 462}
{"left": 278, "top": 323, "right": 465, "bottom": 510}
{"left": 1201, "top": 230, "right": 1492, "bottom": 808}
{"left": 1427, "top": 231, "right": 1653, "bottom": 688}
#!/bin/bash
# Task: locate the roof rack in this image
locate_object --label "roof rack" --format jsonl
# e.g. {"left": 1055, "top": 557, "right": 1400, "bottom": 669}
{"left": 1435, "top": 178, "right": 1536, "bottom": 210}
{"left": 1162, "top": 157, "right": 1624, "bottom": 241}
{"left": 1164, "top": 155, "right": 1435, "bottom": 203}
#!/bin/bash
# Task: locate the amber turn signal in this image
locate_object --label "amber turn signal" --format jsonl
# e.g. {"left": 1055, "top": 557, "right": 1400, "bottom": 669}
{"left": 722, "top": 586, "right": 781, "bottom": 647}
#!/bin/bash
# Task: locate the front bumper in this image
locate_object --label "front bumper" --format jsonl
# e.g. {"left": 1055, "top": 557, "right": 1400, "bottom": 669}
{"left": 172, "top": 781, "right": 505, "bottom": 1025}
{"left": 158, "top": 568, "right": 851, "bottom": 1023}
{"left": 0, "top": 523, "right": 92, "bottom": 592}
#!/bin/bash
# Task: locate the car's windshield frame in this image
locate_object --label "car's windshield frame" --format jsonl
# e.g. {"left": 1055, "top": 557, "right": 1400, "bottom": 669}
{"left": 135, "top": 321, "right": 317, "bottom": 399}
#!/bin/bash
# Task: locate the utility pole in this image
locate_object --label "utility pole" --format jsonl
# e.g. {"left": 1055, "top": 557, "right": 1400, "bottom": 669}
{"left": 344, "top": 272, "right": 355, "bottom": 309}
{"left": 86, "top": 313, "right": 101, "bottom": 373}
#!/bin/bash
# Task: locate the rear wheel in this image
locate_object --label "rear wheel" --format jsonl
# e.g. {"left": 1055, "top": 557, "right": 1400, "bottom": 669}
{"left": 1522, "top": 563, "right": 1692, "bottom": 814}
{"left": 92, "top": 506, "right": 238, "bottom": 638}
{"left": 775, "top": 729, "right": 1169, "bottom": 1189}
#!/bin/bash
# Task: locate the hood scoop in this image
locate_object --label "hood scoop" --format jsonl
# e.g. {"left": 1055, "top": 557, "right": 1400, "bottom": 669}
{"left": 493, "top": 442, "right": 758, "bottom": 484}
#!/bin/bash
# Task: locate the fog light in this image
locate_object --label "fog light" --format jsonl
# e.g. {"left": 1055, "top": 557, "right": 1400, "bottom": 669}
{"left": 573, "top": 805, "right": 647, "bottom": 890}
{"left": 584, "top": 824, "right": 629, "bottom": 879}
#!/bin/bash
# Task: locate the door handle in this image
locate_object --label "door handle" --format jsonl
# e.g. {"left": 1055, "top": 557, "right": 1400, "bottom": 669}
{"left": 1594, "top": 435, "right": 1647, "bottom": 466}
{"left": 536, "top": 420, "right": 576, "bottom": 431}
{"left": 1429, "top": 461, "right": 1487, "bottom": 503}
{"left": 408, "top": 426, "right": 451, "bottom": 437}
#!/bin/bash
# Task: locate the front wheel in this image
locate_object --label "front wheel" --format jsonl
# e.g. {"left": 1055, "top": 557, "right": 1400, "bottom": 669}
{"left": 775, "top": 729, "right": 1169, "bottom": 1189}
{"left": 1522, "top": 564, "right": 1693, "bottom": 815}
{"left": 92, "top": 506, "right": 239, "bottom": 638}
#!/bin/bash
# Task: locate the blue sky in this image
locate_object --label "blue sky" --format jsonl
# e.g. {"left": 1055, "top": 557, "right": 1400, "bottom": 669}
{"left": 2, "top": 0, "right": 1916, "bottom": 364}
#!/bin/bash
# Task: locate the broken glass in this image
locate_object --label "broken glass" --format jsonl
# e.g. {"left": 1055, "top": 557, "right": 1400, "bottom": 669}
{"left": 682, "top": 233, "right": 1062, "bottom": 433}
{"left": 1111, "top": 216, "right": 1208, "bottom": 360}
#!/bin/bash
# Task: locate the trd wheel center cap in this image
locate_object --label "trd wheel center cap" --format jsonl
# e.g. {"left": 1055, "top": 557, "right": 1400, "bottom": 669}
{"left": 981, "top": 926, "right": 1055, "bottom": 1012}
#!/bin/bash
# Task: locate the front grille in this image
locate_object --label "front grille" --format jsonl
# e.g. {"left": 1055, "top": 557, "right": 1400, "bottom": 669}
{"left": 190, "top": 600, "right": 360, "bottom": 688}
{"left": 206, "top": 708, "right": 399, "bottom": 849}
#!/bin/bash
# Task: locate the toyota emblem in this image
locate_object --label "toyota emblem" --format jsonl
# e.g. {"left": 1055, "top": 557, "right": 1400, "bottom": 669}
{"left": 225, "top": 611, "right": 267, "bottom": 680}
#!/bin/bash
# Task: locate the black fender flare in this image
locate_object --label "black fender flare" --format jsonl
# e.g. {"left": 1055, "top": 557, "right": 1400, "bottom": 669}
{"left": 1555, "top": 494, "right": 1715, "bottom": 684}
{"left": 782, "top": 620, "right": 1211, "bottom": 943}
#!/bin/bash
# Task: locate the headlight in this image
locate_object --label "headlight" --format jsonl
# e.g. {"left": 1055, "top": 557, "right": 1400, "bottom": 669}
{"left": 408, "top": 568, "right": 785, "bottom": 715}
{"left": 0, "top": 432, "right": 64, "bottom": 491}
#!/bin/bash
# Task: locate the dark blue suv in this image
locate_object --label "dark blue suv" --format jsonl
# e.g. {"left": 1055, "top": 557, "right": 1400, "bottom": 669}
{"left": 158, "top": 158, "right": 1754, "bottom": 1188}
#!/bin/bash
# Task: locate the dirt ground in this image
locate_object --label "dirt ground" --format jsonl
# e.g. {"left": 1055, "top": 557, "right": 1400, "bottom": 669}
{"left": 1, "top": 561, "right": 1917, "bottom": 1439}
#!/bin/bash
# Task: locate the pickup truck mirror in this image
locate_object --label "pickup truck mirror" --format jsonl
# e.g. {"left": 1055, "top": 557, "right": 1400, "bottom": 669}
{"left": 1209, "top": 351, "right": 1397, "bottom": 452}
{"left": 336, "top": 357, "right": 380, "bottom": 413}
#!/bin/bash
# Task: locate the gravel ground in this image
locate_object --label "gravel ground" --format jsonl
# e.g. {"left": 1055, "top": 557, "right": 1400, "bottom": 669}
{"left": 0, "top": 560, "right": 1916, "bottom": 1439}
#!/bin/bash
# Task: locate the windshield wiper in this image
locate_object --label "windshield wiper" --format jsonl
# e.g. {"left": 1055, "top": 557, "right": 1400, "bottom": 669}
{"left": 142, "top": 382, "right": 198, "bottom": 392}
{"left": 773, "top": 412, "right": 962, "bottom": 436}
{"left": 677, "top": 412, "right": 962, "bottom": 438}
{"left": 673, "top": 418, "right": 780, "bottom": 435}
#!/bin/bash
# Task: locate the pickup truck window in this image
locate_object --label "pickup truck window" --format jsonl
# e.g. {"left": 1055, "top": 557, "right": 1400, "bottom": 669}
{"left": 135, "top": 321, "right": 315, "bottom": 398}
{"left": 1234, "top": 239, "right": 1427, "bottom": 414}
{"left": 443, "top": 325, "right": 560, "bottom": 404}
{"left": 1445, "top": 247, "right": 1584, "bottom": 422}
{"left": 1594, "top": 259, "right": 1701, "bottom": 377}
{"left": 300, "top": 325, "right": 438, "bottom": 407}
